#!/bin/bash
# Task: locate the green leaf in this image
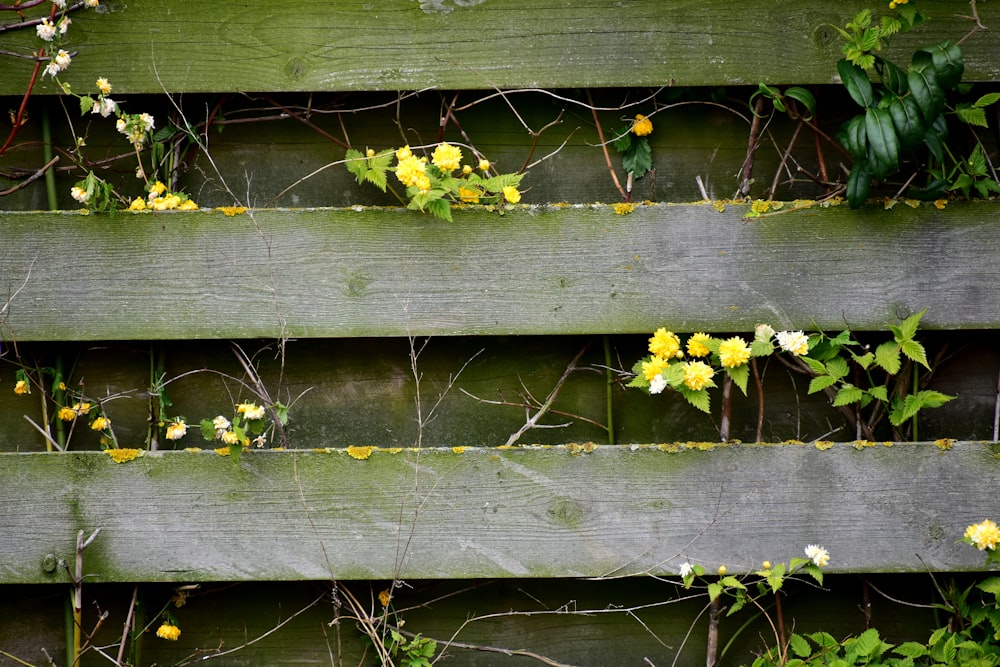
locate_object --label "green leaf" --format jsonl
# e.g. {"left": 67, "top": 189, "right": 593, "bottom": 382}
{"left": 893, "top": 642, "right": 928, "bottom": 659}
{"left": 874, "top": 341, "right": 901, "bottom": 374}
{"left": 894, "top": 307, "right": 926, "bottom": 341}
{"left": 808, "top": 375, "right": 838, "bottom": 394}
{"left": 955, "top": 104, "right": 988, "bottom": 128}
{"left": 918, "top": 42, "right": 964, "bottom": 91}
{"left": 838, "top": 115, "right": 869, "bottom": 161}
{"left": 846, "top": 161, "right": 872, "bottom": 209}
{"left": 783, "top": 87, "right": 817, "bottom": 120}
{"left": 79, "top": 96, "right": 96, "bottom": 116}
{"left": 680, "top": 387, "right": 711, "bottom": 413}
{"left": 900, "top": 339, "right": 930, "bottom": 369}
{"left": 879, "top": 58, "right": 909, "bottom": 96}
{"left": 424, "top": 197, "right": 453, "bottom": 222}
{"left": 727, "top": 364, "right": 750, "bottom": 396}
{"left": 825, "top": 356, "right": 850, "bottom": 380}
{"left": 975, "top": 577, "right": 1000, "bottom": 596}
{"left": 623, "top": 137, "right": 653, "bottom": 179}
{"left": 833, "top": 384, "right": 865, "bottom": 407}
{"left": 908, "top": 59, "right": 945, "bottom": 122}
{"left": 838, "top": 59, "right": 875, "bottom": 108}
{"left": 801, "top": 356, "right": 827, "bottom": 375}
{"left": 889, "top": 96, "right": 925, "bottom": 152}
{"left": 789, "top": 633, "right": 812, "bottom": 658}
{"left": 865, "top": 107, "right": 899, "bottom": 179}
{"left": 868, "top": 385, "right": 889, "bottom": 402}
{"left": 613, "top": 128, "right": 633, "bottom": 153}
{"left": 707, "top": 582, "right": 723, "bottom": 602}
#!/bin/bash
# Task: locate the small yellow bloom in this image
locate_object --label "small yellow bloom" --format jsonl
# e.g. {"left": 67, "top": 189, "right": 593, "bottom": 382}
{"left": 218, "top": 206, "right": 247, "bottom": 216}
{"left": 686, "top": 333, "right": 712, "bottom": 358}
{"left": 458, "top": 187, "right": 480, "bottom": 203}
{"left": 378, "top": 589, "right": 392, "bottom": 607}
{"left": 432, "top": 142, "right": 463, "bottom": 173}
{"left": 934, "top": 199, "right": 947, "bottom": 210}
{"left": 236, "top": 402, "right": 266, "bottom": 420}
{"left": 105, "top": 448, "right": 142, "bottom": 464}
{"left": 220, "top": 430, "right": 239, "bottom": 445}
{"left": 761, "top": 560, "right": 772, "bottom": 570}
{"left": 156, "top": 623, "right": 181, "bottom": 641}
{"left": 165, "top": 421, "right": 188, "bottom": 440}
{"left": 631, "top": 114, "right": 653, "bottom": 137}
{"left": 614, "top": 202, "right": 635, "bottom": 215}
{"left": 649, "top": 328, "right": 682, "bottom": 359}
{"left": 395, "top": 145, "right": 413, "bottom": 161}
{"left": 128, "top": 197, "right": 147, "bottom": 211}
{"left": 72, "top": 402, "right": 92, "bottom": 416}
{"left": 347, "top": 445, "right": 375, "bottom": 460}
{"left": 91, "top": 416, "right": 110, "bottom": 431}
{"left": 641, "top": 355, "right": 670, "bottom": 382}
{"left": 965, "top": 519, "right": 1000, "bottom": 551}
{"left": 366, "top": 148, "right": 375, "bottom": 158}
{"left": 717, "top": 565, "right": 727, "bottom": 575}
{"left": 14, "top": 379, "right": 30, "bottom": 395}
{"left": 682, "top": 361, "right": 715, "bottom": 391}
{"left": 462, "top": 164, "right": 472, "bottom": 175}
{"left": 178, "top": 198, "right": 198, "bottom": 210}
{"left": 718, "top": 337, "right": 751, "bottom": 368}
{"left": 502, "top": 186, "right": 521, "bottom": 204}
{"left": 749, "top": 199, "right": 771, "bottom": 216}
{"left": 478, "top": 158, "right": 491, "bottom": 172}
{"left": 58, "top": 407, "right": 77, "bottom": 421}
{"left": 96, "top": 77, "right": 112, "bottom": 95}
{"left": 149, "top": 181, "right": 167, "bottom": 196}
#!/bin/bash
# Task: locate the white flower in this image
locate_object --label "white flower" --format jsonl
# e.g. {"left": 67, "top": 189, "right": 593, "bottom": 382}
{"left": 649, "top": 374, "right": 667, "bottom": 395}
{"left": 44, "top": 60, "right": 61, "bottom": 77}
{"left": 777, "top": 330, "right": 810, "bottom": 356}
{"left": 70, "top": 186, "right": 89, "bottom": 203}
{"left": 116, "top": 118, "right": 127, "bottom": 134}
{"left": 754, "top": 323, "right": 775, "bottom": 343}
{"left": 57, "top": 16, "right": 71, "bottom": 34}
{"left": 678, "top": 562, "right": 693, "bottom": 578}
{"left": 36, "top": 19, "right": 57, "bottom": 41}
{"left": 54, "top": 49, "right": 71, "bottom": 70}
{"left": 804, "top": 544, "right": 830, "bottom": 567}
{"left": 85, "top": 0, "right": 99, "bottom": 7}
{"left": 52, "top": 0, "right": 67, "bottom": 8}
{"left": 212, "top": 415, "right": 231, "bottom": 431}
{"left": 93, "top": 97, "right": 117, "bottom": 117}
{"left": 139, "top": 112, "right": 155, "bottom": 131}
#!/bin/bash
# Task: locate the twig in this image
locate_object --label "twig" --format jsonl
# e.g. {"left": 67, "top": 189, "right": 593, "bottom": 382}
{"left": 736, "top": 96, "right": 767, "bottom": 199}
{"left": 587, "top": 90, "right": 626, "bottom": 199}
{"left": 114, "top": 585, "right": 139, "bottom": 666}
{"left": 22, "top": 415, "right": 64, "bottom": 451}
{"left": 706, "top": 595, "right": 721, "bottom": 667}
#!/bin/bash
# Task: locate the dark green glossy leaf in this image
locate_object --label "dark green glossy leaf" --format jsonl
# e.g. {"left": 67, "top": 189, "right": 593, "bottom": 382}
{"left": 783, "top": 86, "right": 816, "bottom": 120}
{"left": 888, "top": 96, "right": 924, "bottom": 153}
{"left": 838, "top": 114, "right": 868, "bottom": 160}
{"left": 838, "top": 59, "right": 874, "bottom": 108}
{"left": 865, "top": 107, "right": 899, "bottom": 179}
{"left": 878, "top": 58, "right": 909, "bottom": 96}
{"left": 907, "top": 63, "right": 944, "bottom": 124}
{"left": 917, "top": 42, "right": 964, "bottom": 90}
{"left": 846, "top": 161, "right": 872, "bottom": 209}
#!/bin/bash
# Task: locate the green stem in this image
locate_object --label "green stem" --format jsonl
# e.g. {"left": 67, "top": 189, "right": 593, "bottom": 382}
{"left": 911, "top": 361, "right": 919, "bottom": 441}
{"left": 603, "top": 334, "right": 615, "bottom": 445}
{"left": 41, "top": 106, "right": 58, "bottom": 211}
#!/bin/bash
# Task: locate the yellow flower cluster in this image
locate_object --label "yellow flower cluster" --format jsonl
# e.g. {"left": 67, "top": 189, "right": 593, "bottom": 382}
{"left": 888, "top": 0, "right": 908, "bottom": 8}
{"left": 395, "top": 145, "right": 431, "bottom": 193}
{"left": 129, "top": 181, "right": 198, "bottom": 211}
{"left": 346, "top": 445, "right": 375, "bottom": 460}
{"left": 156, "top": 623, "right": 181, "bottom": 641}
{"left": 14, "top": 379, "right": 31, "bottom": 395}
{"left": 718, "top": 337, "right": 751, "bottom": 368}
{"left": 166, "top": 420, "right": 188, "bottom": 440}
{"left": 105, "top": 448, "right": 142, "bottom": 464}
{"left": 91, "top": 416, "right": 111, "bottom": 431}
{"left": 236, "top": 402, "right": 266, "bottom": 420}
{"left": 58, "top": 402, "right": 93, "bottom": 421}
{"left": 631, "top": 114, "right": 654, "bottom": 137}
{"left": 682, "top": 361, "right": 714, "bottom": 391}
{"left": 965, "top": 519, "right": 1000, "bottom": 551}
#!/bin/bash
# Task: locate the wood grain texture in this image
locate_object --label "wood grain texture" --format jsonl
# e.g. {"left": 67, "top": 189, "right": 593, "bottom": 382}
{"left": 3, "top": 0, "right": 999, "bottom": 95}
{"left": 2, "top": 202, "right": 999, "bottom": 340}
{"left": 0, "top": 442, "right": 995, "bottom": 584}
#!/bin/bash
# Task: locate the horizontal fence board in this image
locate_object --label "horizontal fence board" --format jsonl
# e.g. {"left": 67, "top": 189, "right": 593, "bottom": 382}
{"left": 4, "top": 1, "right": 999, "bottom": 95}
{"left": 0, "top": 442, "right": 996, "bottom": 583}
{"left": 2, "top": 202, "right": 999, "bottom": 340}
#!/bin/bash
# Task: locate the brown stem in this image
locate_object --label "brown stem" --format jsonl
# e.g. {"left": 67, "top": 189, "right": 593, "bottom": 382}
{"left": 752, "top": 359, "right": 765, "bottom": 443}
{"left": 774, "top": 589, "right": 787, "bottom": 660}
{"left": 706, "top": 594, "right": 721, "bottom": 667}
{"left": 719, "top": 375, "right": 733, "bottom": 442}
{"left": 586, "top": 90, "right": 626, "bottom": 199}
{"left": 737, "top": 96, "right": 766, "bottom": 198}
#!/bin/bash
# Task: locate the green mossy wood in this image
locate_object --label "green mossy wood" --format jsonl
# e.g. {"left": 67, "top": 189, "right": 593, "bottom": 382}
{"left": 0, "top": 442, "right": 996, "bottom": 584}
{"left": 3, "top": 0, "right": 999, "bottom": 94}
{"left": 2, "top": 202, "right": 999, "bottom": 341}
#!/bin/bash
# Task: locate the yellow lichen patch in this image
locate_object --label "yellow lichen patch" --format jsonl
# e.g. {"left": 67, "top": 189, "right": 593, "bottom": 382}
{"left": 217, "top": 206, "right": 247, "bottom": 216}
{"left": 384, "top": 447, "right": 403, "bottom": 454}
{"left": 581, "top": 442, "right": 599, "bottom": 453}
{"left": 934, "top": 438, "right": 955, "bottom": 450}
{"left": 851, "top": 440, "right": 875, "bottom": 450}
{"left": 105, "top": 448, "right": 143, "bottom": 463}
{"left": 711, "top": 200, "right": 727, "bottom": 213}
{"left": 452, "top": 446, "right": 466, "bottom": 454}
{"left": 184, "top": 447, "right": 202, "bottom": 452}
{"left": 613, "top": 202, "right": 635, "bottom": 215}
{"left": 813, "top": 441, "right": 835, "bottom": 451}
{"left": 657, "top": 443, "right": 681, "bottom": 452}
{"left": 346, "top": 445, "right": 375, "bottom": 460}
{"left": 215, "top": 447, "right": 232, "bottom": 456}
{"left": 497, "top": 444, "right": 516, "bottom": 450}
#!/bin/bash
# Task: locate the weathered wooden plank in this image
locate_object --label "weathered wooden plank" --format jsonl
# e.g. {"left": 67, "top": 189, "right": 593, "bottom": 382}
{"left": 2, "top": 202, "right": 999, "bottom": 340}
{"left": 0, "top": 442, "right": 996, "bottom": 584}
{"left": 3, "top": 0, "right": 999, "bottom": 95}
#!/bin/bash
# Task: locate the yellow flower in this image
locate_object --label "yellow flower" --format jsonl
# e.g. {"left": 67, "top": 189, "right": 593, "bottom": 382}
{"left": 686, "top": 332, "right": 712, "bottom": 358}
{"left": 478, "top": 158, "right": 491, "bottom": 172}
{"left": 149, "top": 181, "right": 167, "bottom": 196}
{"left": 346, "top": 445, "right": 375, "bottom": 460}
{"left": 462, "top": 164, "right": 472, "bottom": 175}
{"left": 761, "top": 560, "right": 772, "bottom": 570}
{"left": 105, "top": 448, "right": 142, "bottom": 463}
{"left": 156, "top": 623, "right": 181, "bottom": 641}
{"left": 458, "top": 187, "right": 480, "bottom": 203}
{"left": 718, "top": 337, "right": 751, "bottom": 368}
{"left": 14, "top": 379, "right": 30, "bottom": 395}
{"left": 431, "top": 142, "right": 463, "bottom": 173}
{"left": 631, "top": 114, "right": 653, "bottom": 137}
{"left": 165, "top": 421, "right": 188, "bottom": 440}
{"left": 749, "top": 199, "right": 771, "bottom": 216}
{"left": 965, "top": 519, "right": 1000, "bottom": 551}
{"left": 366, "top": 148, "right": 375, "bottom": 158}
{"left": 128, "top": 197, "right": 147, "bottom": 211}
{"left": 236, "top": 402, "right": 266, "bottom": 420}
{"left": 502, "top": 186, "right": 521, "bottom": 204}
{"left": 96, "top": 77, "right": 112, "bottom": 95}
{"left": 682, "top": 361, "right": 715, "bottom": 391}
{"left": 178, "top": 199, "right": 198, "bottom": 210}
{"left": 395, "top": 145, "right": 413, "bottom": 161}
{"left": 613, "top": 202, "right": 635, "bottom": 215}
{"left": 72, "top": 402, "right": 92, "bottom": 416}
{"left": 378, "top": 589, "right": 392, "bottom": 607}
{"left": 395, "top": 155, "right": 427, "bottom": 188}
{"left": 934, "top": 199, "right": 947, "bottom": 210}
{"left": 641, "top": 355, "right": 669, "bottom": 382}
{"left": 649, "top": 328, "right": 682, "bottom": 359}
{"left": 58, "top": 407, "right": 77, "bottom": 421}
{"left": 717, "top": 565, "right": 727, "bottom": 575}
{"left": 220, "top": 430, "right": 239, "bottom": 445}
{"left": 776, "top": 330, "right": 809, "bottom": 356}
{"left": 91, "top": 416, "right": 110, "bottom": 431}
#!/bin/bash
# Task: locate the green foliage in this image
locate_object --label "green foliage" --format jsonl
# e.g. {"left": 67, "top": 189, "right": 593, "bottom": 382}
{"left": 613, "top": 114, "right": 655, "bottom": 180}
{"left": 834, "top": 7, "right": 999, "bottom": 207}
{"left": 346, "top": 144, "right": 525, "bottom": 222}
{"left": 388, "top": 631, "right": 436, "bottom": 667}
{"left": 751, "top": 84, "right": 816, "bottom": 121}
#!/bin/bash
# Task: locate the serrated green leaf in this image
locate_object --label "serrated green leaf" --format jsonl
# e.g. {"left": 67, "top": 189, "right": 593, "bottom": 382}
{"left": 79, "top": 96, "right": 95, "bottom": 116}
{"left": 916, "top": 390, "right": 955, "bottom": 409}
{"left": 833, "top": 384, "right": 865, "bottom": 407}
{"left": 727, "top": 364, "right": 749, "bottom": 396}
{"left": 956, "top": 104, "right": 988, "bottom": 128}
{"left": 890, "top": 394, "right": 922, "bottom": 426}
{"left": 893, "top": 641, "right": 928, "bottom": 659}
{"left": 789, "top": 633, "right": 812, "bottom": 658}
{"left": 623, "top": 137, "right": 653, "bottom": 179}
{"left": 900, "top": 339, "right": 930, "bottom": 369}
{"left": 613, "top": 128, "right": 633, "bottom": 153}
{"left": 895, "top": 307, "right": 926, "bottom": 340}
{"left": 344, "top": 149, "right": 367, "bottom": 182}
{"left": 707, "top": 582, "right": 723, "bottom": 602}
{"left": 424, "top": 197, "right": 453, "bottom": 222}
{"left": 875, "top": 341, "right": 901, "bottom": 374}
{"left": 801, "top": 356, "right": 828, "bottom": 374}
{"left": 808, "top": 375, "right": 839, "bottom": 394}
{"left": 825, "top": 356, "right": 850, "bottom": 379}
{"left": 680, "top": 387, "right": 711, "bottom": 413}
{"left": 868, "top": 385, "right": 889, "bottom": 402}
{"left": 976, "top": 576, "right": 1000, "bottom": 596}
{"left": 852, "top": 351, "right": 875, "bottom": 369}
